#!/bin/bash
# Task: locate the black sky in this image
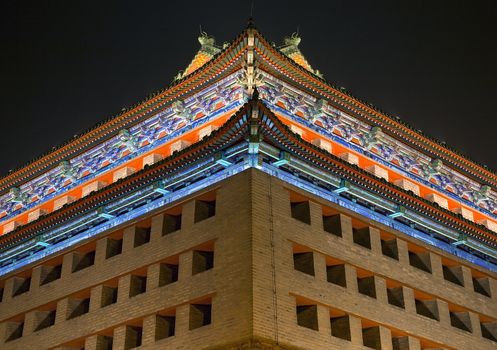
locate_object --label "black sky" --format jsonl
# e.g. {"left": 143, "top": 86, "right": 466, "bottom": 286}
{"left": 0, "top": 0, "right": 496, "bottom": 177}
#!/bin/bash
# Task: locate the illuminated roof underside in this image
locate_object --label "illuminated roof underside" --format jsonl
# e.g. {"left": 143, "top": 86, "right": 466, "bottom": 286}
{"left": 0, "top": 26, "right": 496, "bottom": 276}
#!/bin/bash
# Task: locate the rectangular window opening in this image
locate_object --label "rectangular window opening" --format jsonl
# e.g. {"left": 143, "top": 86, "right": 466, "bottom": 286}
{"left": 481, "top": 321, "right": 497, "bottom": 342}
{"left": 387, "top": 287, "right": 405, "bottom": 309}
{"left": 323, "top": 214, "right": 342, "bottom": 237}
{"left": 415, "top": 299, "right": 439, "bottom": 321}
{"left": 134, "top": 226, "right": 151, "bottom": 247}
{"left": 95, "top": 335, "right": 113, "bottom": 350}
{"left": 353, "top": 227, "right": 372, "bottom": 249}
{"left": 330, "top": 315, "right": 351, "bottom": 341}
{"left": 473, "top": 277, "right": 492, "bottom": 297}
{"left": 357, "top": 276, "right": 376, "bottom": 299}
{"left": 362, "top": 326, "right": 382, "bottom": 349}
{"left": 296, "top": 305, "right": 318, "bottom": 331}
{"left": 34, "top": 310, "right": 56, "bottom": 331}
{"left": 163, "top": 214, "right": 182, "bottom": 235}
{"left": 293, "top": 252, "right": 315, "bottom": 276}
{"left": 450, "top": 311, "right": 472, "bottom": 332}
{"left": 408, "top": 251, "right": 432, "bottom": 274}
{"left": 40, "top": 265, "right": 62, "bottom": 286}
{"left": 326, "top": 264, "right": 347, "bottom": 288}
{"left": 5, "top": 321, "right": 24, "bottom": 342}
{"left": 381, "top": 239, "right": 399, "bottom": 260}
{"left": 101, "top": 285, "right": 118, "bottom": 307}
{"left": 192, "top": 250, "right": 214, "bottom": 275}
{"left": 291, "top": 201, "right": 311, "bottom": 224}
{"left": 12, "top": 277, "right": 31, "bottom": 297}
{"left": 67, "top": 298, "right": 90, "bottom": 320}
{"left": 129, "top": 275, "right": 147, "bottom": 297}
{"left": 124, "top": 325, "right": 143, "bottom": 350}
{"left": 194, "top": 200, "right": 216, "bottom": 223}
{"left": 189, "top": 303, "right": 212, "bottom": 330}
{"left": 156, "top": 315, "right": 176, "bottom": 340}
{"left": 72, "top": 251, "right": 96, "bottom": 273}
{"left": 159, "top": 263, "right": 179, "bottom": 286}
{"left": 443, "top": 265, "right": 464, "bottom": 286}
{"left": 106, "top": 238, "right": 123, "bottom": 259}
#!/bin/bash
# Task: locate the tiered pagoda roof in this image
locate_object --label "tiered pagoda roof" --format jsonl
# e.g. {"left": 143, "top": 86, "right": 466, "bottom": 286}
{"left": 0, "top": 24, "right": 495, "bottom": 276}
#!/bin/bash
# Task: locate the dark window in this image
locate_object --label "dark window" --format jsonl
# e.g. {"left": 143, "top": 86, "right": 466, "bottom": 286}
{"left": 163, "top": 214, "right": 182, "bottom": 235}
{"left": 159, "top": 263, "right": 179, "bottom": 286}
{"left": 387, "top": 287, "right": 405, "bottom": 309}
{"left": 408, "top": 251, "right": 431, "bottom": 273}
{"left": 6, "top": 322, "right": 24, "bottom": 342}
{"left": 35, "top": 310, "right": 56, "bottom": 331}
{"left": 106, "top": 238, "right": 123, "bottom": 259}
{"left": 124, "top": 326, "right": 142, "bottom": 350}
{"left": 73, "top": 251, "right": 95, "bottom": 273}
{"left": 134, "top": 227, "right": 151, "bottom": 247}
{"left": 13, "top": 277, "right": 31, "bottom": 297}
{"left": 189, "top": 304, "right": 212, "bottom": 330}
{"left": 353, "top": 228, "right": 371, "bottom": 249}
{"left": 323, "top": 215, "right": 342, "bottom": 237}
{"left": 291, "top": 201, "right": 311, "bottom": 224}
{"left": 40, "top": 265, "right": 62, "bottom": 286}
{"left": 192, "top": 251, "right": 214, "bottom": 275}
{"left": 194, "top": 200, "right": 216, "bottom": 223}
{"left": 156, "top": 315, "right": 176, "bottom": 340}
{"left": 357, "top": 276, "right": 376, "bottom": 298}
{"left": 129, "top": 275, "right": 147, "bottom": 297}
{"left": 362, "top": 326, "right": 382, "bottom": 349}
{"left": 450, "top": 311, "right": 472, "bottom": 332}
{"left": 330, "top": 315, "right": 351, "bottom": 340}
{"left": 95, "top": 335, "right": 113, "bottom": 350}
{"left": 327, "top": 264, "right": 347, "bottom": 287}
{"left": 101, "top": 286, "right": 118, "bottom": 307}
{"left": 293, "top": 252, "right": 315, "bottom": 276}
{"left": 415, "top": 299, "right": 439, "bottom": 320}
{"left": 296, "top": 305, "right": 318, "bottom": 331}
{"left": 381, "top": 239, "right": 399, "bottom": 260}
{"left": 481, "top": 322, "right": 497, "bottom": 342}
{"left": 443, "top": 266, "right": 464, "bottom": 286}
{"left": 67, "top": 298, "right": 90, "bottom": 320}
{"left": 473, "top": 277, "right": 492, "bottom": 297}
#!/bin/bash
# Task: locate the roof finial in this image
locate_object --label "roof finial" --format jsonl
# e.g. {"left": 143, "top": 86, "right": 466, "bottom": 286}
{"left": 247, "top": 0, "right": 255, "bottom": 28}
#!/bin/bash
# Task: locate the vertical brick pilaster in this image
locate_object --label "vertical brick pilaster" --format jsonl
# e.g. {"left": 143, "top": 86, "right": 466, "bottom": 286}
{"left": 309, "top": 200, "right": 322, "bottom": 231}
{"left": 339, "top": 214, "right": 353, "bottom": 244}
{"left": 150, "top": 213, "right": 165, "bottom": 242}
{"left": 436, "top": 299, "right": 450, "bottom": 326}
{"left": 179, "top": 250, "right": 194, "bottom": 281}
{"left": 146, "top": 263, "right": 161, "bottom": 291}
{"left": 23, "top": 310, "right": 40, "bottom": 336}
{"left": 112, "top": 325, "right": 127, "bottom": 350}
{"left": 468, "top": 311, "right": 482, "bottom": 337}
{"left": 55, "top": 298, "right": 70, "bottom": 324}
{"left": 181, "top": 201, "right": 196, "bottom": 231}
{"left": 460, "top": 266, "right": 473, "bottom": 290}
{"left": 378, "top": 326, "right": 393, "bottom": 350}
{"left": 313, "top": 251, "right": 327, "bottom": 282}
{"left": 90, "top": 285, "right": 104, "bottom": 312}
{"left": 396, "top": 239, "right": 409, "bottom": 267}
{"left": 374, "top": 275, "right": 388, "bottom": 304}
{"left": 142, "top": 314, "right": 157, "bottom": 346}
{"left": 393, "top": 335, "right": 421, "bottom": 350}
{"left": 402, "top": 286, "right": 416, "bottom": 314}
{"left": 369, "top": 227, "right": 382, "bottom": 255}
{"left": 95, "top": 237, "right": 109, "bottom": 265}
{"left": 117, "top": 275, "right": 132, "bottom": 303}
{"left": 344, "top": 263, "right": 358, "bottom": 293}
{"left": 348, "top": 314, "right": 363, "bottom": 346}
{"left": 429, "top": 252, "right": 443, "bottom": 280}
{"left": 316, "top": 304, "right": 331, "bottom": 337}
{"left": 122, "top": 226, "right": 136, "bottom": 253}
{"left": 61, "top": 252, "right": 75, "bottom": 278}
{"left": 30, "top": 265, "right": 43, "bottom": 293}
{"left": 174, "top": 304, "right": 190, "bottom": 337}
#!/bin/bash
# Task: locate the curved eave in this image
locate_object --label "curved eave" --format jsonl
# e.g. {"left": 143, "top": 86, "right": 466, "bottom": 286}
{"left": 0, "top": 29, "right": 250, "bottom": 195}
{"left": 252, "top": 30, "right": 497, "bottom": 188}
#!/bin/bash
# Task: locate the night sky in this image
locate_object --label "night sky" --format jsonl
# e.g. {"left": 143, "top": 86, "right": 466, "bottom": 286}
{"left": 1, "top": 1, "right": 496, "bottom": 178}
